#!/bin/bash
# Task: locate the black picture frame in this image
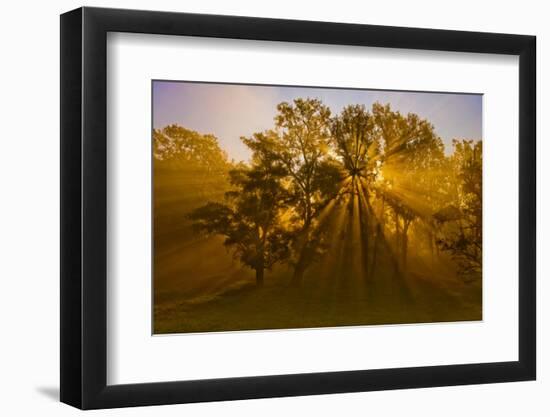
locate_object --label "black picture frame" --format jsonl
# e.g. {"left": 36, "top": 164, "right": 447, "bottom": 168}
{"left": 60, "top": 6, "right": 536, "bottom": 410}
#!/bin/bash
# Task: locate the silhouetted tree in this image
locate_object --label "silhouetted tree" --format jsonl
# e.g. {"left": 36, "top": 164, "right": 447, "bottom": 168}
{"left": 372, "top": 103, "right": 445, "bottom": 271}
{"left": 189, "top": 159, "right": 290, "bottom": 286}
{"left": 331, "top": 104, "right": 381, "bottom": 282}
{"left": 435, "top": 140, "right": 482, "bottom": 281}
{"left": 331, "top": 104, "right": 380, "bottom": 182}
{"left": 243, "top": 98, "right": 342, "bottom": 286}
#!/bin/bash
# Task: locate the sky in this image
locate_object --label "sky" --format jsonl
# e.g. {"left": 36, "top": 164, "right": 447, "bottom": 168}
{"left": 153, "top": 81, "right": 482, "bottom": 162}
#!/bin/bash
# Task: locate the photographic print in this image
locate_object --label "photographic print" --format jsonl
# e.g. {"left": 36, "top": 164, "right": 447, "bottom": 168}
{"left": 152, "top": 81, "right": 482, "bottom": 334}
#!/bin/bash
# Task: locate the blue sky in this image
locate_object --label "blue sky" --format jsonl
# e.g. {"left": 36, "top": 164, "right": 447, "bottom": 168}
{"left": 153, "top": 81, "right": 482, "bottom": 162}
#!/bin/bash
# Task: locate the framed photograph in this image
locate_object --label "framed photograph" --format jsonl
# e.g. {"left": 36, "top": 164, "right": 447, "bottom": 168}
{"left": 60, "top": 6, "right": 536, "bottom": 409}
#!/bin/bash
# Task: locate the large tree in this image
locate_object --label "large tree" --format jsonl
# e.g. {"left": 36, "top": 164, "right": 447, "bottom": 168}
{"left": 189, "top": 155, "right": 290, "bottom": 286}
{"left": 243, "top": 98, "right": 342, "bottom": 286}
{"left": 331, "top": 104, "right": 381, "bottom": 283}
{"left": 371, "top": 103, "right": 445, "bottom": 271}
{"left": 331, "top": 104, "right": 380, "bottom": 182}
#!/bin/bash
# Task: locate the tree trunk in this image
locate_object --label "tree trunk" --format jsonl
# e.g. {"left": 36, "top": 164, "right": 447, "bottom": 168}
{"left": 357, "top": 183, "right": 369, "bottom": 282}
{"left": 255, "top": 267, "right": 264, "bottom": 287}
{"left": 401, "top": 221, "right": 410, "bottom": 271}
{"left": 291, "top": 263, "right": 305, "bottom": 287}
{"left": 304, "top": 190, "right": 312, "bottom": 229}
{"left": 429, "top": 230, "right": 435, "bottom": 269}
{"left": 394, "top": 212, "right": 401, "bottom": 257}
{"left": 363, "top": 187, "right": 370, "bottom": 281}
{"left": 370, "top": 223, "right": 381, "bottom": 277}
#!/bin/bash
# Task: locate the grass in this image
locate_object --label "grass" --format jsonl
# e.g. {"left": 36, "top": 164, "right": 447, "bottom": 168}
{"left": 154, "top": 263, "right": 482, "bottom": 334}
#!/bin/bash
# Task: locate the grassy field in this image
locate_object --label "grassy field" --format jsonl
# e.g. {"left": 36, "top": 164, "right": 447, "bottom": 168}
{"left": 154, "top": 249, "right": 482, "bottom": 334}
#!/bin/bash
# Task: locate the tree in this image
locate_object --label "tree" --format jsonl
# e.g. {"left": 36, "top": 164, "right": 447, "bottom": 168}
{"left": 153, "top": 124, "right": 232, "bottom": 249}
{"left": 383, "top": 193, "right": 418, "bottom": 269}
{"left": 273, "top": 98, "right": 333, "bottom": 227}
{"left": 243, "top": 98, "right": 342, "bottom": 286}
{"left": 189, "top": 157, "right": 290, "bottom": 287}
{"left": 153, "top": 124, "right": 232, "bottom": 207}
{"left": 331, "top": 104, "right": 381, "bottom": 282}
{"left": 435, "top": 140, "right": 482, "bottom": 281}
{"left": 371, "top": 103, "right": 445, "bottom": 271}
{"left": 154, "top": 124, "right": 229, "bottom": 172}
{"left": 331, "top": 104, "right": 380, "bottom": 182}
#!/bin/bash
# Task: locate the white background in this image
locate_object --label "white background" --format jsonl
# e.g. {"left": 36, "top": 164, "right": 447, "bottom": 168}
{"left": 108, "top": 33, "right": 518, "bottom": 384}
{"left": 0, "top": 0, "right": 546, "bottom": 416}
